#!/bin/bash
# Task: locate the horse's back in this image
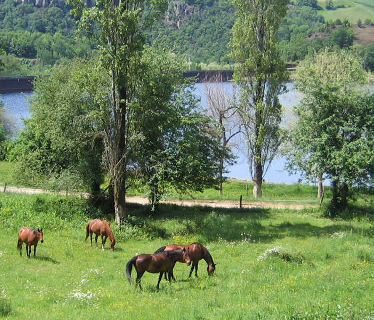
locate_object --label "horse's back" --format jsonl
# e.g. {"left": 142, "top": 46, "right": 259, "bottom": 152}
{"left": 165, "top": 244, "right": 184, "bottom": 251}
{"left": 88, "top": 219, "right": 103, "bottom": 233}
{"left": 188, "top": 243, "right": 206, "bottom": 261}
{"left": 18, "top": 227, "right": 38, "bottom": 244}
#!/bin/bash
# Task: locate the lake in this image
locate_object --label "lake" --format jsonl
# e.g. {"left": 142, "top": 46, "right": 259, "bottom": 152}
{"left": 1, "top": 83, "right": 303, "bottom": 183}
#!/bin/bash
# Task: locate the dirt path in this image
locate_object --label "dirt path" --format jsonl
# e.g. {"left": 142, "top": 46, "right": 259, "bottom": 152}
{"left": 1, "top": 185, "right": 317, "bottom": 210}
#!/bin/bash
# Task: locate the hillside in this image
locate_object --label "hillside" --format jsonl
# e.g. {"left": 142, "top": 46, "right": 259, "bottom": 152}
{"left": 317, "top": 0, "right": 374, "bottom": 23}
{"left": 353, "top": 25, "right": 374, "bottom": 45}
{"left": 0, "top": 0, "right": 374, "bottom": 74}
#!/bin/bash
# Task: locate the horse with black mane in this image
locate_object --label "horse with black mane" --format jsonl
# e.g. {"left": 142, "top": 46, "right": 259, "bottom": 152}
{"left": 126, "top": 249, "right": 191, "bottom": 290}
{"left": 154, "top": 242, "right": 215, "bottom": 279}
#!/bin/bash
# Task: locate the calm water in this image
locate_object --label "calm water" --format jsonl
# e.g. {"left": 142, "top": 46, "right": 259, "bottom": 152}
{"left": 1, "top": 84, "right": 303, "bottom": 183}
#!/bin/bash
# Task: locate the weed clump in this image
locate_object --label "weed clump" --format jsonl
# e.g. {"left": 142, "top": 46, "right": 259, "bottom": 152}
{"left": 257, "top": 246, "right": 306, "bottom": 264}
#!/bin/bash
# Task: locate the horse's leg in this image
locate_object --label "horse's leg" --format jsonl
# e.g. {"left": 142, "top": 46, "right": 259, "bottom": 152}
{"left": 95, "top": 234, "right": 99, "bottom": 247}
{"left": 90, "top": 232, "right": 93, "bottom": 247}
{"left": 136, "top": 271, "right": 144, "bottom": 291}
{"left": 33, "top": 244, "right": 37, "bottom": 257}
{"left": 195, "top": 262, "right": 199, "bottom": 277}
{"left": 27, "top": 245, "right": 31, "bottom": 258}
{"left": 189, "top": 264, "right": 195, "bottom": 278}
{"left": 168, "top": 271, "right": 174, "bottom": 283}
{"left": 101, "top": 235, "right": 107, "bottom": 250}
{"left": 157, "top": 272, "right": 163, "bottom": 290}
{"left": 18, "top": 241, "right": 22, "bottom": 256}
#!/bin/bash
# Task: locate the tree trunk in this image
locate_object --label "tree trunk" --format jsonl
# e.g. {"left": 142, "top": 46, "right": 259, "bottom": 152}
{"left": 317, "top": 175, "right": 324, "bottom": 199}
{"left": 253, "top": 160, "right": 263, "bottom": 198}
{"left": 219, "top": 157, "right": 224, "bottom": 196}
{"left": 113, "top": 176, "right": 126, "bottom": 224}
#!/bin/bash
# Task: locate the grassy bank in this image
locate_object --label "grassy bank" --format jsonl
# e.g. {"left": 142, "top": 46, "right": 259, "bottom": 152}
{"left": 1, "top": 193, "right": 374, "bottom": 319}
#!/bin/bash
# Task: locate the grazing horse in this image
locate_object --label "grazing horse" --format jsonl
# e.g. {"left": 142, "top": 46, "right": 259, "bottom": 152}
{"left": 17, "top": 227, "right": 44, "bottom": 258}
{"left": 126, "top": 249, "right": 191, "bottom": 290}
{"left": 155, "top": 242, "right": 215, "bottom": 279}
{"left": 85, "top": 219, "right": 116, "bottom": 251}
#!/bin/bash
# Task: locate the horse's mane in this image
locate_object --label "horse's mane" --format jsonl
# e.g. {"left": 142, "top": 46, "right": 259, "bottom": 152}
{"left": 102, "top": 220, "right": 115, "bottom": 242}
{"left": 204, "top": 248, "right": 214, "bottom": 265}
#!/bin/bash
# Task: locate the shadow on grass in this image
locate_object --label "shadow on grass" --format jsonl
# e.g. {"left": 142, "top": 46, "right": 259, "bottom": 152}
{"left": 34, "top": 255, "right": 60, "bottom": 264}
{"left": 125, "top": 202, "right": 374, "bottom": 243}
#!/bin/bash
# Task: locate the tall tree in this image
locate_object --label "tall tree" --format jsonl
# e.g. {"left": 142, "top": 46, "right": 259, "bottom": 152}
{"left": 204, "top": 78, "right": 239, "bottom": 195}
{"left": 286, "top": 49, "right": 373, "bottom": 215}
{"left": 230, "top": 0, "right": 288, "bottom": 197}
{"left": 68, "top": 0, "right": 166, "bottom": 224}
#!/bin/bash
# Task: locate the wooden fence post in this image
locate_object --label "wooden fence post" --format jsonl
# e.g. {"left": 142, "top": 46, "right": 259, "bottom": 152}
{"left": 240, "top": 195, "right": 242, "bottom": 208}
{"left": 3, "top": 183, "right": 7, "bottom": 193}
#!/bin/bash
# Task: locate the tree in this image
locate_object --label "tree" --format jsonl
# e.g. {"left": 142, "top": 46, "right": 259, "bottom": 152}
{"left": 130, "top": 47, "right": 227, "bottom": 210}
{"left": 0, "top": 100, "right": 14, "bottom": 159}
{"left": 68, "top": 0, "right": 166, "bottom": 224}
{"left": 295, "top": 0, "right": 317, "bottom": 8}
{"left": 204, "top": 76, "right": 239, "bottom": 195}
{"left": 230, "top": 0, "right": 288, "bottom": 197}
{"left": 326, "top": 0, "right": 334, "bottom": 10}
{"left": 286, "top": 49, "right": 373, "bottom": 215}
{"left": 9, "top": 59, "right": 108, "bottom": 194}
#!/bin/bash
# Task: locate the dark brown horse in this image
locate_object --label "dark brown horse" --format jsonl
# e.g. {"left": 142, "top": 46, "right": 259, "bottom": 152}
{"left": 126, "top": 249, "right": 191, "bottom": 290}
{"left": 17, "top": 227, "right": 44, "bottom": 258}
{"left": 85, "top": 219, "right": 116, "bottom": 251}
{"left": 154, "top": 242, "right": 215, "bottom": 279}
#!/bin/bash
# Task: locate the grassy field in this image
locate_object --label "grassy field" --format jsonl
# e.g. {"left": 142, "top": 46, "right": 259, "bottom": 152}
{"left": 0, "top": 160, "right": 325, "bottom": 204}
{"left": 1, "top": 193, "right": 374, "bottom": 319}
{"left": 317, "top": 0, "right": 374, "bottom": 23}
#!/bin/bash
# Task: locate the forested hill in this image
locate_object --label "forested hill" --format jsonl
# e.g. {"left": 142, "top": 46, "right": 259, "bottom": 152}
{"left": 0, "top": 0, "right": 374, "bottom": 74}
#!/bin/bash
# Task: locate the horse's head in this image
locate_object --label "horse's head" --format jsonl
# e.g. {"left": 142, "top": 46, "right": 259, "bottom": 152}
{"left": 110, "top": 238, "right": 116, "bottom": 251}
{"left": 181, "top": 248, "right": 191, "bottom": 266}
{"left": 37, "top": 228, "right": 44, "bottom": 243}
{"left": 207, "top": 263, "right": 215, "bottom": 275}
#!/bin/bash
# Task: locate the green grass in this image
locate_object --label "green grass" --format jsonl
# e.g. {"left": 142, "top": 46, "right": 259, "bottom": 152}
{"left": 1, "top": 193, "right": 374, "bottom": 319}
{"left": 317, "top": 0, "right": 374, "bottom": 23}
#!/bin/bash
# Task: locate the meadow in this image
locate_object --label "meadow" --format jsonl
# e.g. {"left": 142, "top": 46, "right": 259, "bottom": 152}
{"left": 1, "top": 192, "right": 374, "bottom": 319}
{"left": 317, "top": 0, "right": 374, "bottom": 23}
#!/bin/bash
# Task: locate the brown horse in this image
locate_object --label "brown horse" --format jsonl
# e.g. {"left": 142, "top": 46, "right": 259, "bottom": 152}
{"left": 85, "top": 219, "right": 116, "bottom": 251}
{"left": 126, "top": 249, "right": 191, "bottom": 290}
{"left": 17, "top": 227, "right": 44, "bottom": 258}
{"left": 154, "top": 242, "right": 215, "bottom": 279}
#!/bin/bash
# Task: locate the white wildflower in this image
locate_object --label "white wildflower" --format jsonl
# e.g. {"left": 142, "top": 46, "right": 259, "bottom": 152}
{"left": 330, "top": 232, "right": 345, "bottom": 238}
{"left": 68, "top": 289, "right": 96, "bottom": 301}
{"left": 257, "top": 246, "right": 283, "bottom": 261}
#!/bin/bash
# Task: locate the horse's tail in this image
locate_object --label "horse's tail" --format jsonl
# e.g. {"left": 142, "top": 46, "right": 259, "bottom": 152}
{"left": 17, "top": 239, "right": 22, "bottom": 250}
{"left": 126, "top": 256, "right": 137, "bottom": 283}
{"left": 85, "top": 223, "right": 90, "bottom": 241}
{"left": 154, "top": 246, "right": 166, "bottom": 254}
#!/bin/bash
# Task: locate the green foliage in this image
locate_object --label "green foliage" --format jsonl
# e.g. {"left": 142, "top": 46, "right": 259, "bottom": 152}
{"left": 129, "top": 47, "right": 229, "bottom": 209}
{"left": 287, "top": 49, "right": 374, "bottom": 214}
{"left": 327, "top": 25, "right": 354, "bottom": 48}
{"left": 355, "top": 43, "right": 374, "bottom": 71}
{"left": 294, "top": 0, "right": 318, "bottom": 8}
{"left": 9, "top": 59, "right": 108, "bottom": 192}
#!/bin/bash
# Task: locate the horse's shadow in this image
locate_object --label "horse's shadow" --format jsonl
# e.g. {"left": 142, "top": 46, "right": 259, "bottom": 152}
{"left": 34, "top": 255, "right": 60, "bottom": 264}
{"left": 113, "top": 247, "right": 124, "bottom": 252}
